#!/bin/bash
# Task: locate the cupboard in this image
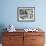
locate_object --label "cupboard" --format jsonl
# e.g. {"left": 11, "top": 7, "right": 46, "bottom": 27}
{"left": 2, "top": 31, "right": 45, "bottom": 46}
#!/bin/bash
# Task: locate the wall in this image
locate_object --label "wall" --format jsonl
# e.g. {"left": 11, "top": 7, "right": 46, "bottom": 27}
{"left": 0, "top": 0, "right": 46, "bottom": 29}
{"left": 0, "top": 0, "right": 46, "bottom": 43}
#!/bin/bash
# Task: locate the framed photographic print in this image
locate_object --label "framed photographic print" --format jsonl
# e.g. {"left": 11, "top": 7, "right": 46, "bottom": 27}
{"left": 17, "top": 7, "right": 35, "bottom": 22}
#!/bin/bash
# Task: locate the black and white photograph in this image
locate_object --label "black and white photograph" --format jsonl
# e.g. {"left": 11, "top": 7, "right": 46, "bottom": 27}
{"left": 17, "top": 7, "right": 35, "bottom": 22}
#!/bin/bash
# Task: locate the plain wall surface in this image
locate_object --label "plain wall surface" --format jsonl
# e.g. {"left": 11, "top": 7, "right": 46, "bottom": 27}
{"left": 0, "top": 0, "right": 46, "bottom": 44}
{"left": 0, "top": 0, "right": 46, "bottom": 30}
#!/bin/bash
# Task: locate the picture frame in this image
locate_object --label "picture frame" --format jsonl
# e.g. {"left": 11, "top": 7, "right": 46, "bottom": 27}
{"left": 17, "top": 7, "right": 35, "bottom": 22}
